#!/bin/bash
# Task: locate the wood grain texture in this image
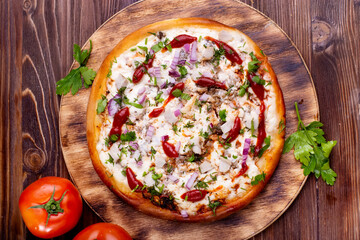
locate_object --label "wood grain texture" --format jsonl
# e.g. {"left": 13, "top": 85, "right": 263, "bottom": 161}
{"left": 59, "top": 0, "right": 318, "bottom": 239}
{"left": 1, "top": 0, "right": 359, "bottom": 239}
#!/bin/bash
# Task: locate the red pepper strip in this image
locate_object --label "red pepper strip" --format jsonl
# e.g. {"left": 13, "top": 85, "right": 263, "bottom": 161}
{"left": 254, "top": 101, "right": 266, "bottom": 156}
{"left": 247, "top": 72, "right": 266, "bottom": 156}
{"left": 168, "top": 34, "right": 197, "bottom": 49}
{"left": 204, "top": 36, "right": 243, "bottom": 65}
{"left": 109, "top": 107, "right": 130, "bottom": 137}
{"left": 226, "top": 116, "right": 241, "bottom": 143}
{"left": 247, "top": 72, "right": 264, "bottom": 101}
{"left": 126, "top": 167, "right": 143, "bottom": 192}
{"left": 132, "top": 54, "right": 155, "bottom": 84}
{"left": 233, "top": 163, "right": 249, "bottom": 181}
{"left": 194, "top": 77, "right": 227, "bottom": 90}
{"left": 181, "top": 190, "right": 208, "bottom": 202}
{"left": 149, "top": 82, "right": 185, "bottom": 118}
{"left": 162, "top": 140, "right": 179, "bottom": 158}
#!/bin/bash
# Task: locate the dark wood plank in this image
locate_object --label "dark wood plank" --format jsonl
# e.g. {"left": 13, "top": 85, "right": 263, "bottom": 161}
{"left": 0, "top": 0, "right": 359, "bottom": 239}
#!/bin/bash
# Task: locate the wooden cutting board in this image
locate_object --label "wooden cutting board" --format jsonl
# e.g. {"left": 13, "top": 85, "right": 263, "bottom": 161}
{"left": 59, "top": 0, "right": 319, "bottom": 239}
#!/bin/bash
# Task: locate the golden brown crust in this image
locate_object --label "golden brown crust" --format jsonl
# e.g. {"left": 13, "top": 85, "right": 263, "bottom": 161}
{"left": 87, "top": 17, "right": 286, "bottom": 222}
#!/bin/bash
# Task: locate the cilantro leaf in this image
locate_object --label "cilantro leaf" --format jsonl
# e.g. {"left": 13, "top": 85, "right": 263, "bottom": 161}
{"left": 80, "top": 66, "right": 96, "bottom": 88}
{"left": 251, "top": 172, "right": 266, "bottom": 185}
{"left": 96, "top": 95, "right": 107, "bottom": 114}
{"left": 219, "top": 109, "right": 227, "bottom": 122}
{"left": 258, "top": 136, "right": 271, "bottom": 158}
{"left": 120, "top": 131, "right": 136, "bottom": 142}
{"left": 56, "top": 40, "right": 96, "bottom": 95}
{"left": 172, "top": 89, "right": 182, "bottom": 97}
{"left": 285, "top": 102, "right": 337, "bottom": 185}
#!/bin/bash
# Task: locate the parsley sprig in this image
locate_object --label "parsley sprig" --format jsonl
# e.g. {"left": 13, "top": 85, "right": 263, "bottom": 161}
{"left": 56, "top": 40, "right": 96, "bottom": 95}
{"left": 283, "top": 102, "right": 337, "bottom": 185}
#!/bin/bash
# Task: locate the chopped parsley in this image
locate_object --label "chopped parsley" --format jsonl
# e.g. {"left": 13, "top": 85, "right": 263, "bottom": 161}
{"left": 251, "top": 172, "right": 266, "bottom": 185}
{"left": 258, "top": 136, "right": 271, "bottom": 158}
{"left": 171, "top": 89, "right": 190, "bottom": 100}
{"left": 238, "top": 80, "right": 250, "bottom": 97}
{"left": 212, "top": 47, "right": 226, "bottom": 66}
{"left": 178, "top": 65, "right": 188, "bottom": 78}
{"left": 194, "top": 180, "right": 209, "bottom": 189}
{"left": 105, "top": 153, "right": 114, "bottom": 165}
{"left": 278, "top": 119, "right": 285, "bottom": 134}
{"left": 248, "top": 52, "right": 261, "bottom": 73}
{"left": 219, "top": 109, "right": 227, "bottom": 122}
{"left": 123, "top": 96, "right": 143, "bottom": 109}
{"left": 120, "top": 131, "right": 136, "bottom": 142}
{"left": 252, "top": 75, "right": 266, "bottom": 85}
{"left": 184, "top": 121, "right": 194, "bottom": 128}
{"left": 199, "top": 129, "right": 210, "bottom": 139}
{"left": 96, "top": 95, "right": 107, "bottom": 114}
{"left": 208, "top": 197, "right": 222, "bottom": 216}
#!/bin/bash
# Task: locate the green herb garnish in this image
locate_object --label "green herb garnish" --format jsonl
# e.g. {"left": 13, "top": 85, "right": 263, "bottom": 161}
{"left": 283, "top": 102, "right": 337, "bottom": 185}
{"left": 56, "top": 40, "right": 96, "bottom": 95}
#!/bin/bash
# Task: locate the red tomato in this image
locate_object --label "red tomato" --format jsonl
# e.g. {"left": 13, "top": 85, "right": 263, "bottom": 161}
{"left": 19, "top": 177, "right": 83, "bottom": 239}
{"left": 74, "top": 223, "right": 132, "bottom": 240}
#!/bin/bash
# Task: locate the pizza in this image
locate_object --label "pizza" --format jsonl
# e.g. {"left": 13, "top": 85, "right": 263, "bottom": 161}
{"left": 87, "top": 18, "right": 285, "bottom": 222}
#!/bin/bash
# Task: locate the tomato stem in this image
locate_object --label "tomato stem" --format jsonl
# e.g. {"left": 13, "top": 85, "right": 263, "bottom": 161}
{"left": 28, "top": 187, "right": 68, "bottom": 227}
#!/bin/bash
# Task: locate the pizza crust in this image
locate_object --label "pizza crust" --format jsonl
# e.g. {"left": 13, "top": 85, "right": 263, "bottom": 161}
{"left": 87, "top": 17, "right": 285, "bottom": 222}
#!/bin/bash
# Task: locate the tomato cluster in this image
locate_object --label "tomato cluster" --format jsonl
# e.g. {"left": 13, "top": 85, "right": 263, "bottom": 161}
{"left": 19, "top": 177, "right": 131, "bottom": 239}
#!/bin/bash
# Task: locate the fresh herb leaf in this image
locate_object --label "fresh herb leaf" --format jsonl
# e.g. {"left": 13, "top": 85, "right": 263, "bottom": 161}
{"left": 258, "top": 136, "right": 271, "bottom": 158}
{"left": 56, "top": 40, "right": 96, "bottom": 95}
{"left": 247, "top": 52, "right": 261, "bottom": 74}
{"left": 251, "top": 172, "right": 266, "bottom": 185}
{"left": 212, "top": 47, "right": 226, "bottom": 66}
{"left": 278, "top": 119, "right": 286, "bottom": 134}
{"left": 252, "top": 75, "right": 265, "bottom": 85}
{"left": 96, "top": 95, "right": 107, "bottom": 114}
{"left": 120, "top": 131, "right": 136, "bottom": 142}
{"left": 199, "top": 129, "right": 210, "bottom": 139}
{"left": 187, "top": 154, "right": 195, "bottom": 162}
{"left": 123, "top": 96, "right": 143, "bottom": 109}
{"left": 105, "top": 154, "right": 114, "bottom": 165}
{"left": 181, "top": 93, "right": 191, "bottom": 100}
{"left": 184, "top": 121, "right": 194, "bottom": 128}
{"left": 284, "top": 102, "right": 337, "bottom": 185}
{"left": 219, "top": 109, "right": 227, "bottom": 122}
{"left": 195, "top": 180, "right": 209, "bottom": 189}
{"left": 208, "top": 197, "right": 221, "bottom": 216}
{"left": 172, "top": 89, "right": 182, "bottom": 97}
{"left": 178, "top": 65, "right": 188, "bottom": 78}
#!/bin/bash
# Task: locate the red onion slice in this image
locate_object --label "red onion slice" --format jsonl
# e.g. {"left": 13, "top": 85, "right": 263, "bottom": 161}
{"left": 129, "top": 141, "right": 139, "bottom": 150}
{"left": 138, "top": 86, "right": 146, "bottom": 95}
{"left": 169, "top": 70, "right": 180, "bottom": 78}
{"left": 107, "top": 98, "right": 119, "bottom": 116}
{"left": 146, "top": 125, "right": 155, "bottom": 138}
{"left": 199, "top": 93, "right": 210, "bottom": 102}
{"left": 168, "top": 174, "right": 179, "bottom": 183}
{"left": 161, "top": 135, "right": 169, "bottom": 142}
{"left": 136, "top": 161, "right": 143, "bottom": 167}
{"left": 174, "top": 109, "right": 181, "bottom": 117}
{"left": 183, "top": 43, "right": 190, "bottom": 53}
{"left": 138, "top": 94, "right": 147, "bottom": 104}
{"left": 160, "top": 82, "right": 167, "bottom": 89}
{"left": 186, "top": 172, "right": 198, "bottom": 190}
{"left": 178, "top": 59, "right": 186, "bottom": 65}
{"left": 181, "top": 210, "right": 189, "bottom": 218}
{"left": 170, "top": 50, "right": 180, "bottom": 70}
{"left": 189, "top": 41, "right": 197, "bottom": 63}
{"left": 242, "top": 138, "right": 251, "bottom": 163}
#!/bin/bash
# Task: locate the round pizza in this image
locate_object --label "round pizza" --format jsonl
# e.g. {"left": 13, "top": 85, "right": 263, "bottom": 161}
{"left": 87, "top": 18, "right": 285, "bottom": 222}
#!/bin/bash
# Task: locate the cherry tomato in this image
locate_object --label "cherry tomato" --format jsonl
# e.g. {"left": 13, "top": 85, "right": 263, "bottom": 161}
{"left": 73, "top": 223, "right": 132, "bottom": 240}
{"left": 19, "top": 177, "right": 83, "bottom": 239}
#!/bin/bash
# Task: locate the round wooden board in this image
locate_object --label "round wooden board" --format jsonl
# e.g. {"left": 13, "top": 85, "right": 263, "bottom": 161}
{"left": 59, "top": 0, "right": 319, "bottom": 239}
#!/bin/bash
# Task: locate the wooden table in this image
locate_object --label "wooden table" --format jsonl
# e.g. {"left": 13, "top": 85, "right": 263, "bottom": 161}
{"left": 1, "top": 0, "right": 359, "bottom": 239}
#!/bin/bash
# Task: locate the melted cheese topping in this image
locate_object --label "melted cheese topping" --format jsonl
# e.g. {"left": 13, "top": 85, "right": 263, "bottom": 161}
{"left": 96, "top": 28, "right": 280, "bottom": 215}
